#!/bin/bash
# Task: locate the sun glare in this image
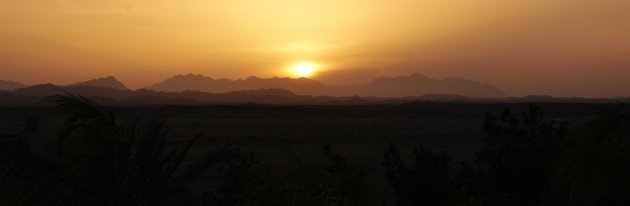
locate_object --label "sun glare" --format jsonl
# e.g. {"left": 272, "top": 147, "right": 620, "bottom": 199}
{"left": 292, "top": 63, "right": 318, "bottom": 77}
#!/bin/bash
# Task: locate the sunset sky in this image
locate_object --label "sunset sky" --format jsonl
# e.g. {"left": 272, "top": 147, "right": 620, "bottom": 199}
{"left": 1, "top": 0, "right": 629, "bottom": 97}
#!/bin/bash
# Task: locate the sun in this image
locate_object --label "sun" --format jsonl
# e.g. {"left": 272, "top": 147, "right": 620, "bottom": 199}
{"left": 292, "top": 62, "right": 318, "bottom": 77}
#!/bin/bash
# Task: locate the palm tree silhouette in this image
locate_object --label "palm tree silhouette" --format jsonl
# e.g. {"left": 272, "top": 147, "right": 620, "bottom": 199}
{"left": 549, "top": 103, "right": 630, "bottom": 206}
{"left": 1, "top": 95, "right": 239, "bottom": 206}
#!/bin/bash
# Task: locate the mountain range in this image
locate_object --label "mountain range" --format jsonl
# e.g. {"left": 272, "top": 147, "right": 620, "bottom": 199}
{"left": 1, "top": 74, "right": 506, "bottom": 98}
{"left": 355, "top": 73, "right": 506, "bottom": 97}
{"left": 0, "top": 80, "right": 27, "bottom": 91}
{"left": 0, "top": 76, "right": 127, "bottom": 92}
{"left": 68, "top": 76, "right": 128, "bottom": 90}
{"left": 148, "top": 73, "right": 508, "bottom": 98}
{"left": 0, "top": 75, "right": 615, "bottom": 106}
{"left": 6, "top": 84, "right": 345, "bottom": 105}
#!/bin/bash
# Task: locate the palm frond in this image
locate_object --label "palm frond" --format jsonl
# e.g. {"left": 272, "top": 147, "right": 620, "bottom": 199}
{"left": 549, "top": 103, "right": 630, "bottom": 205}
{"left": 162, "top": 133, "right": 203, "bottom": 183}
{"left": 0, "top": 135, "right": 74, "bottom": 205}
{"left": 177, "top": 144, "right": 242, "bottom": 185}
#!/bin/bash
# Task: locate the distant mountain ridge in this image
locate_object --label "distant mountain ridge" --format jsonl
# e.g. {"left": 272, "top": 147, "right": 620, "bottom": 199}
{"left": 357, "top": 73, "right": 506, "bottom": 97}
{"left": 148, "top": 74, "right": 332, "bottom": 96}
{"left": 14, "top": 84, "right": 128, "bottom": 98}
{"left": 1, "top": 73, "right": 507, "bottom": 98}
{"left": 0, "top": 80, "right": 27, "bottom": 91}
{"left": 148, "top": 73, "right": 508, "bottom": 98}
{"left": 9, "top": 83, "right": 315, "bottom": 105}
{"left": 68, "top": 76, "right": 127, "bottom": 90}
{"left": 0, "top": 83, "right": 614, "bottom": 106}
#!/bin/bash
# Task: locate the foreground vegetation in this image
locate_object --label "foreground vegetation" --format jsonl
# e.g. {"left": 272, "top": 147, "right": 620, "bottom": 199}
{"left": 1, "top": 95, "right": 629, "bottom": 205}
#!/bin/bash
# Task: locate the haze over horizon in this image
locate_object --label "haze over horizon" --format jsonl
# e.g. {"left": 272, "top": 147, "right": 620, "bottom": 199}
{"left": 1, "top": 0, "right": 630, "bottom": 97}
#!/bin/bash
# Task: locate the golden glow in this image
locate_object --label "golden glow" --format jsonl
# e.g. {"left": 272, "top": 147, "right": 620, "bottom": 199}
{"left": 1, "top": 0, "right": 630, "bottom": 97}
{"left": 291, "top": 63, "right": 318, "bottom": 77}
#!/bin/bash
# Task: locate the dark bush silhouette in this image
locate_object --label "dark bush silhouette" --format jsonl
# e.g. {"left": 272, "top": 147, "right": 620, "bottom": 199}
{"left": 453, "top": 161, "right": 484, "bottom": 206}
{"left": 383, "top": 142, "right": 456, "bottom": 206}
{"left": 467, "top": 105, "right": 567, "bottom": 205}
{"left": 205, "top": 144, "right": 373, "bottom": 206}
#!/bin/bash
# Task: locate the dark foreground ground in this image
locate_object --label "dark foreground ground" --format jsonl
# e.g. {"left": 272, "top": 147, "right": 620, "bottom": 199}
{"left": 0, "top": 102, "right": 604, "bottom": 202}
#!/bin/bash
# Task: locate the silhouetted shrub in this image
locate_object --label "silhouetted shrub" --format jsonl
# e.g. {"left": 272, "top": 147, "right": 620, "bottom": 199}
{"left": 454, "top": 161, "right": 484, "bottom": 206}
{"left": 383, "top": 142, "right": 456, "bottom": 206}
{"left": 472, "top": 105, "right": 566, "bottom": 205}
{"left": 206, "top": 144, "right": 373, "bottom": 206}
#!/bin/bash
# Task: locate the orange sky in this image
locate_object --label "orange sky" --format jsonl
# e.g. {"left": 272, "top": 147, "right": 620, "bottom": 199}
{"left": 1, "top": 0, "right": 629, "bottom": 97}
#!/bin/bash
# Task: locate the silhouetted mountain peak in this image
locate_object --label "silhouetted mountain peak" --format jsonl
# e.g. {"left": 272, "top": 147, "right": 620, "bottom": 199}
{"left": 149, "top": 74, "right": 329, "bottom": 95}
{"left": 0, "top": 80, "right": 28, "bottom": 91}
{"left": 224, "top": 88, "right": 296, "bottom": 96}
{"left": 443, "top": 77, "right": 480, "bottom": 84}
{"left": 246, "top": 76, "right": 262, "bottom": 81}
{"left": 69, "top": 76, "right": 127, "bottom": 90}
{"left": 147, "top": 73, "right": 507, "bottom": 98}
{"left": 362, "top": 73, "right": 507, "bottom": 98}
{"left": 22, "top": 84, "right": 59, "bottom": 90}
{"left": 371, "top": 73, "right": 434, "bottom": 84}
{"left": 369, "top": 73, "right": 433, "bottom": 86}
{"left": 185, "top": 73, "right": 210, "bottom": 78}
{"left": 409, "top": 73, "right": 431, "bottom": 79}
{"left": 12, "top": 83, "right": 131, "bottom": 99}
{"left": 13, "top": 84, "right": 63, "bottom": 96}
{"left": 167, "top": 74, "right": 213, "bottom": 81}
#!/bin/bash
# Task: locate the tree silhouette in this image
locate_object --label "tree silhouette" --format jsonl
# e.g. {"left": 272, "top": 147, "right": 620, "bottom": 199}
{"left": 473, "top": 105, "right": 565, "bottom": 206}
{"left": 549, "top": 103, "right": 630, "bottom": 206}
{"left": 1, "top": 95, "right": 238, "bottom": 206}
{"left": 383, "top": 142, "right": 456, "bottom": 206}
